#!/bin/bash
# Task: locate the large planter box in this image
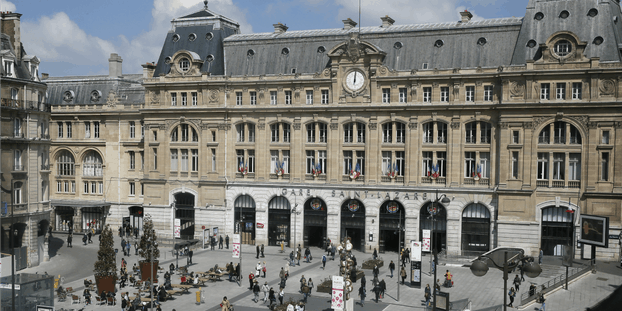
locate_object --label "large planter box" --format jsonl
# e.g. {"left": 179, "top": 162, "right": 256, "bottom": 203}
{"left": 140, "top": 261, "right": 159, "bottom": 283}
{"left": 95, "top": 275, "right": 117, "bottom": 295}
{"left": 361, "top": 259, "right": 384, "bottom": 270}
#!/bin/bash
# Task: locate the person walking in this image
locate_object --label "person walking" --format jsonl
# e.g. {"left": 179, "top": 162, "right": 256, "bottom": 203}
{"left": 538, "top": 292, "right": 546, "bottom": 311}
{"left": 302, "top": 284, "right": 310, "bottom": 303}
{"left": 121, "top": 239, "right": 127, "bottom": 255}
{"left": 262, "top": 262, "right": 267, "bottom": 278}
{"left": 513, "top": 274, "right": 521, "bottom": 292}
{"left": 305, "top": 247, "right": 311, "bottom": 263}
{"left": 424, "top": 284, "right": 431, "bottom": 307}
{"left": 261, "top": 244, "right": 265, "bottom": 258}
{"left": 307, "top": 278, "right": 314, "bottom": 296}
{"left": 126, "top": 240, "right": 131, "bottom": 257}
{"left": 220, "top": 296, "right": 231, "bottom": 311}
{"left": 248, "top": 272, "right": 254, "bottom": 290}
{"left": 373, "top": 248, "right": 378, "bottom": 260}
{"left": 358, "top": 286, "right": 366, "bottom": 306}
{"left": 508, "top": 287, "right": 516, "bottom": 307}
{"left": 256, "top": 262, "right": 262, "bottom": 278}
{"left": 269, "top": 287, "right": 276, "bottom": 306}
{"left": 400, "top": 266, "right": 407, "bottom": 285}
{"left": 87, "top": 230, "right": 92, "bottom": 243}
{"left": 219, "top": 235, "right": 224, "bottom": 249}
{"left": 379, "top": 279, "right": 386, "bottom": 299}
{"left": 361, "top": 274, "right": 366, "bottom": 289}
{"left": 225, "top": 235, "right": 229, "bottom": 249}
{"left": 279, "top": 267, "right": 286, "bottom": 280}
{"left": 289, "top": 251, "right": 295, "bottom": 266}
{"left": 256, "top": 245, "right": 260, "bottom": 259}
{"left": 188, "top": 249, "right": 193, "bottom": 265}
{"left": 296, "top": 249, "right": 301, "bottom": 265}
{"left": 82, "top": 233, "right": 88, "bottom": 245}
{"left": 389, "top": 260, "right": 395, "bottom": 278}
{"left": 322, "top": 254, "right": 327, "bottom": 269}
{"left": 539, "top": 248, "right": 543, "bottom": 265}
{"left": 67, "top": 234, "right": 72, "bottom": 248}
{"left": 519, "top": 262, "right": 526, "bottom": 282}
{"left": 252, "top": 280, "right": 260, "bottom": 303}
{"left": 299, "top": 275, "right": 306, "bottom": 293}
{"left": 373, "top": 265, "right": 379, "bottom": 279}
{"left": 211, "top": 237, "right": 216, "bottom": 250}
{"left": 262, "top": 281, "right": 269, "bottom": 303}
{"left": 278, "top": 287, "right": 285, "bottom": 305}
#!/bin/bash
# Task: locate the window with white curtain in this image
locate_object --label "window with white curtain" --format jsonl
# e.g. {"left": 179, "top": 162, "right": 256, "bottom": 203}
{"left": 83, "top": 151, "right": 103, "bottom": 177}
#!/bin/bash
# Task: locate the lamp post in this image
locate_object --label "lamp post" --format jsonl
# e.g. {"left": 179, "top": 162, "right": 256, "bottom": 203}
{"left": 1, "top": 180, "right": 15, "bottom": 311}
{"left": 397, "top": 207, "right": 402, "bottom": 301}
{"left": 238, "top": 206, "right": 243, "bottom": 288}
{"left": 470, "top": 249, "right": 542, "bottom": 311}
{"left": 430, "top": 190, "right": 450, "bottom": 311}
{"left": 292, "top": 202, "right": 299, "bottom": 252}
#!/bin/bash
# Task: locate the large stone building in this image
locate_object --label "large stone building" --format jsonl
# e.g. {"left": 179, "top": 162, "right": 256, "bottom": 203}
{"left": 47, "top": 0, "right": 622, "bottom": 261}
{"left": 1, "top": 11, "right": 51, "bottom": 269}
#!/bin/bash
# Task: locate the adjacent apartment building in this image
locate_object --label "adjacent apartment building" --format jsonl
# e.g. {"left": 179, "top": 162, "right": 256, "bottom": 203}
{"left": 46, "top": 0, "right": 622, "bottom": 261}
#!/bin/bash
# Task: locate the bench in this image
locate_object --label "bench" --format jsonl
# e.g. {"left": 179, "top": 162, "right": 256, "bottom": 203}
{"left": 134, "top": 280, "right": 143, "bottom": 289}
{"left": 66, "top": 287, "right": 74, "bottom": 293}
{"left": 95, "top": 296, "right": 106, "bottom": 305}
{"left": 71, "top": 295, "right": 80, "bottom": 304}
{"left": 107, "top": 296, "right": 116, "bottom": 305}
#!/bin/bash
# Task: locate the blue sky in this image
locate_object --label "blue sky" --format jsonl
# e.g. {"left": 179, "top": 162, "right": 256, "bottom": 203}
{"left": 3, "top": 0, "right": 527, "bottom": 76}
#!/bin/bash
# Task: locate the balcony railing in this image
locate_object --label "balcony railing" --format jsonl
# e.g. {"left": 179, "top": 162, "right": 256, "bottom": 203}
{"left": 569, "top": 136, "right": 581, "bottom": 144}
{"left": 538, "top": 136, "right": 550, "bottom": 144}
{"left": 423, "top": 136, "right": 433, "bottom": 144}
{"left": 463, "top": 178, "right": 475, "bottom": 185}
{"left": 40, "top": 134, "right": 50, "bottom": 140}
{"left": 1, "top": 98, "right": 49, "bottom": 111}
{"left": 536, "top": 180, "right": 549, "bottom": 187}
{"left": 1, "top": 98, "right": 22, "bottom": 108}
{"left": 421, "top": 176, "right": 432, "bottom": 184}
{"left": 465, "top": 136, "right": 476, "bottom": 144}
{"left": 437, "top": 136, "right": 446, "bottom": 143}
{"left": 436, "top": 177, "right": 446, "bottom": 185}
{"left": 552, "top": 180, "right": 565, "bottom": 188}
{"left": 568, "top": 180, "right": 580, "bottom": 188}
{"left": 553, "top": 136, "right": 565, "bottom": 144}
{"left": 480, "top": 137, "right": 491, "bottom": 144}
{"left": 13, "top": 132, "right": 24, "bottom": 138}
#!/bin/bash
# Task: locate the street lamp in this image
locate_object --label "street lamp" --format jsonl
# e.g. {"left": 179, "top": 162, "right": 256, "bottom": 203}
{"left": 470, "top": 249, "right": 542, "bottom": 311}
{"left": 147, "top": 235, "right": 158, "bottom": 310}
{"left": 397, "top": 206, "right": 403, "bottom": 301}
{"left": 1, "top": 180, "right": 15, "bottom": 311}
{"left": 292, "top": 203, "right": 299, "bottom": 252}
{"left": 429, "top": 190, "right": 450, "bottom": 311}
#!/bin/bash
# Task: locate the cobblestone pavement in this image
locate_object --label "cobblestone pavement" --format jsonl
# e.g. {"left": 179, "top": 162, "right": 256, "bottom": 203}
{"left": 15, "top": 233, "right": 622, "bottom": 311}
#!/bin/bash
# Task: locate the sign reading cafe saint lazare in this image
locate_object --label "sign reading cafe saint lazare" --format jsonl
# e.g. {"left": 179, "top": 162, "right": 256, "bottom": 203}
{"left": 280, "top": 188, "right": 436, "bottom": 201}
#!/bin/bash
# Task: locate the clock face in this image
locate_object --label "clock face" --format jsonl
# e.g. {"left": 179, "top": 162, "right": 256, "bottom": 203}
{"left": 346, "top": 71, "right": 365, "bottom": 91}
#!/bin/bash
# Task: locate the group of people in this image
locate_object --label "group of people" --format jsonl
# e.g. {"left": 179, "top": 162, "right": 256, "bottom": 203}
{"left": 119, "top": 224, "right": 140, "bottom": 239}
{"left": 358, "top": 272, "right": 387, "bottom": 306}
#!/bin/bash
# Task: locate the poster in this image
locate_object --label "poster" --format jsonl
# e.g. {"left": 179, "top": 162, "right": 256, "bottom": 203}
{"left": 411, "top": 241, "right": 422, "bottom": 261}
{"left": 331, "top": 275, "right": 344, "bottom": 310}
{"left": 422, "top": 230, "right": 431, "bottom": 252}
{"left": 202, "top": 229, "right": 210, "bottom": 249}
{"left": 232, "top": 234, "right": 240, "bottom": 258}
{"left": 174, "top": 218, "right": 181, "bottom": 238}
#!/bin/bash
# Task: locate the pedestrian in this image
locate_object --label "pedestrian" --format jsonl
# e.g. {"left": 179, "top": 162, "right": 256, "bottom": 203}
{"left": 373, "top": 248, "right": 378, "bottom": 260}
{"left": 118, "top": 226, "right": 123, "bottom": 237}
{"left": 211, "top": 237, "right": 216, "bottom": 250}
{"left": 299, "top": 275, "right": 306, "bottom": 292}
{"left": 262, "top": 262, "right": 267, "bottom": 278}
{"left": 308, "top": 278, "right": 314, "bottom": 296}
{"left": 305, "top": 247, "right": 311, "bottom": 263}
{"left": 219, "top": 235, "right": 224, "bottom": 249}
{"left": 121, "top": 239, "right": 127, "bottom": 256}
{"left": 508, "top": 287, "right": 516, "bottom": 307}
{"left": 82, "top": 233, "right": 87, "bottom": 245}
{"left": 519, "top": 262, "right": 526, "bottom": 282}
{"left": 513, "top": 274, "right": 521, "bottom": 292}
{"left": 225, "top": 235, "right": 229, "bottom": 249}
{"left": 134, "top": 227, "right": 138, "bottom": 239}
{"left": 302, "top": 284, "right": 310, "bottom": 303}
{"left": 261, "top": 244, "right": 265, "bottom": 258}
{"left": 280, "top": 276, "right": 287, "bottom": 289}
{"left": 539, "top": 248, "right": 543, "bottom": 265}
{"left": 322, "top": 254, "right": 327, "bottom": 269}
{"left": 405, "top": 248, "right": 410, "bottom": 263}
{"left": 538, "top": 292, "right": 546, "bottom": 311}
{"left": 435, "top": 279, "right": 441, "bottom": 293}
{"left": 188, "top": 249, "right": 193, "bottom": 265}
{"left": 379, "top": 279, "right": 386, "bottom": 299}
{"left": 87, "top": 230, "right": 92, "bottom": 243}
{"left": 296, "top": 249, "right": 301, "bottom": 265}
{"left": 220, "top": 296, "right": 231, "bottom": 311}
{"left": 373, "top": 283, "right": 380, "bottom": 303}
{"left": 134, "top": 241, "right": 138, "bottom": 255}
{"left": 389, "top": 260, "right": 395, "bottom": 278}
{"left": 400, "top": 267, "right": 407, "bottom": 285}
{"left": 268, "top": 287, "right": 276, "bottom": 306}
{"left": 424, "top": 284, "right": 431, "bottom": 307}
{"left": 279, "top": 267, "right": 286, "bottom": 280}
{"left": 373, "top": 265, "right": 379, "bottom": 278}
{"left": 278, "top": 287, "right": 284, "bottom": 305}
{"left": 256, "top": 262, "right": 262, "bottom": 278}
{"left": 289, "top": 251, "right": 295, "bottom": 266}
{"left": 252, "top": 280, "right": 260, "bottom": 302}
{"left": 248, "top": 272, "right": 254, "bottom": 290}
{"left": 361, "top": 274, "right": 366, "bottom": 289}
{"left": 331, "top": 244, "right": 336, "bottom": 260}
{"left": 358, "top": 286, "right": 366, "bottom": 306}
{"left": 67, "top": 234, "right": 72, "bottom": 247}
{"left": 262, "top": 281, "right": 269, "bottom": 303}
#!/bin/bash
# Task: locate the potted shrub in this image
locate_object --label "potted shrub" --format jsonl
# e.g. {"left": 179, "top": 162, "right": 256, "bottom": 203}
{"left": 138, "top": 215, "right": 160, "bottom": 282}
{"left": 93, "top": 224, "right": 117, "bottom": 295}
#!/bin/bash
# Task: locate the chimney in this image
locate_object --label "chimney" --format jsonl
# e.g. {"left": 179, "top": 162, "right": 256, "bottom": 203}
{"left": 343, "top": 18, "right": 358, "bottom": 30}
{"left": 108, "top": 53, "right": 123, "bottom": 78}
{"left": 141, "top": 62, "right": 157, "bottom": 79}
{"left": 460, "top": 10, "right": 473, "bottom": 23}
{"left": 1, "top": 12, "right": 23, "bottom": 60}
{"left": 380, "top": 15, "right": 395, "bottom": 28}
{"left": 41, "top": 73, "right": 49, "bottom": 80}
{"left": 273, "top": 23, "right": 288, "bottom": 34}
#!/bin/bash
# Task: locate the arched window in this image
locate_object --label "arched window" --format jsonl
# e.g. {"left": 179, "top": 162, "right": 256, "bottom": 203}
{"left": 57, "top": 151, "right": 75, "bottom": 176}
{"left": 83, "top": 151, "right": 103, "bottom": 177}
{"left": 306, "top": 122, "right": 327, "bottom": 143}
{"left": 381, "top": 122, "right": 406, "bottom": 143}
{"left": 236, "top": 123, "right": 255, "bottom": 143}
{"left": 344, "top": 122, "right": 365, "bottom": 143}
{"left": 461, "top": 203, "right": 491, "bottom": 253}
{"left": 422, "top": 122, "right": 448, "bottom": 144}
{"left": 171, "top": 124, "right": 198, "bottom": 142}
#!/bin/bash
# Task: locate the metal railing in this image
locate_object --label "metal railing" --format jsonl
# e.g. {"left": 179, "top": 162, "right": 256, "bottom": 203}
{"left": 538, "top": 136, "right": 550, "bottom": 144}
{"left": 553, "top": 136, "right": 566, "bottom": 144}
{"left": 520, "top": 263, "right": 592, "bottom": 306}
{"left": 552, "top": 180, "right": 565, "bottom": 188}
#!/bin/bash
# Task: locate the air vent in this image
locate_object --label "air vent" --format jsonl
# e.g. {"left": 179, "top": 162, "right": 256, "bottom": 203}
{"left": 559, "top": 10, "right": 570, "bottom": 19}
{"left": 588, "top": 9, "right": 598, "bottom": 17}
{"left": 394, "top": 42, "right": 403, "bottom": 50}
{"left": 527, "top": 40, "right": 537, "bottom": 48}
{"left": 434, "top": 40, "right": 444, "bottom": 48}
{"left": 535, "top": 12, "right": 544, "bottom": 20}
{"left": 165, "top": 56, "right": 172, "bottom": 64}
{"left": 189, "top": 33, "right": 197, "bottom": 41}
{"left": 206, "top": 55, "right": 214, "bottom": 62}
{"left": 593, "top": 36, "right": 604, "bottom": 45}
{"left": 317, "top": 46, "right": 326, "bottom": 54}
{"left": 477, "top": 38, "right": 487, "bottom": 46}
{"left": 247, "top": 49, "right": 255, "bottom": 57}
{"left": 206, "top": 32, "right": 214, "bottom": 41}
{"left": 172, "top": 34, "right": 180, "bottom": 42}
{"left": 281, "top": 48, "right": 290, "bottom": 55}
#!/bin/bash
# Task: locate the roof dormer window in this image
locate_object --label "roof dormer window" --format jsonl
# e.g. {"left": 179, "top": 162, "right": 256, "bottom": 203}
{"left": 527, "top": 40, "right": 537, "bottom": 48}
{"left": 4, "top": 60, "right": 14, "bottom": 77}
{"left": 206, "top": 32, "right": 214, "bottom": 41}
{"left": 559, "top": 10, "right": 570, "bottom": 19}
{"left": 593, "top": 36, "right": 604, "bottom": 45}
{"left": 206, "top": 55, "right": 214, "bottom": 62}
{"left": 179, "top": 58, "right": 190, "bottom": 72}
{"left": 554, "top": 40, "right": 572, "bottom": 57}
{"left": 317, "top": 46, "right": 326, "bottom": 54}
{"left": 188, "top": 33, "right": 197, "bottom": 41}
{"left": 172, "top": 34, "right": 180, "bottom": 42}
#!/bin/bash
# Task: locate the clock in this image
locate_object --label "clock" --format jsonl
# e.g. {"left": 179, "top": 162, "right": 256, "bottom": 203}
{"left": 345, "top": 242, "right": 353, "bottom": 251}
{"left": 345, "top": 70, "right": 366, "bottom": 92}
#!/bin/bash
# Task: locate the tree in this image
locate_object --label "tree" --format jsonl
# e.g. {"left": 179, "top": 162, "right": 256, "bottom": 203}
{"left": 93, "top": 224, "right": 117, "bottom": 278}
{"left": 138, "top": 215, "right": 159, "bottom": 263}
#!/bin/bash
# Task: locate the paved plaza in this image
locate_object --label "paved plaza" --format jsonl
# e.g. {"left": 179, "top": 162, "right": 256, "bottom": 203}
{"left": 13, "top": 233, "right": 622, "bottom": 311}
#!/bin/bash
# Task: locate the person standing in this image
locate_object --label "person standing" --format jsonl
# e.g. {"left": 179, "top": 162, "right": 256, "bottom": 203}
{"left": 268, "top": 287, "right": 276, "bottom": 306}
{"left": 225, "top": 235, "right": 229, "bottom": 249}
{"left": 389, "top": 260, "right": 395, "bottom": 278}
{"left": 252, "top": 280, "right": 260, "bottom": 302}
{"left": 261, "top": 244, "right": 265, "bottom": 258}
{"left": 126, "top": 240, "right": 131, "bottom": 257}
{"left": 538, "top": 292, "right": 546, "bottom": 311}
{"left": 373, "top": 265, "right": 379, "bottom": 279}
{"left": 299, "top": 275, "right": 306, "bottom": 293}
{"left": 87, "top": 230, "right": 92, "bottom": 243}
{"left": 513, "top": 274, "right": 521, "bottom": 292}
{"left": 262, "top": 281, "right": 269, "bottom": 303}
{"left": 278, "top": 287, "right": 285, "bottom": 305}
{"left": 219, "top": 235, "right": 224, "bottom": 249}
{"left": 361, "top": 274, "right": 366, "bottom": 289}
{"left": 379, "top": 279, "right": 386, "bottom": 299}
{"left": 289, "top": 251, "right": 295, "bottom": 266}
{"left": 508, "top": 287, "right": 516, "bottom": 307}
{"left": 539, "top": 248, "right": 543, "bottom": 265}
{"left": 296, "top": 249, "right": 301, "bottom": 265}
{"left": 211, "top": 237, "right": 216, "bottom": 250}
{"left": 305, "top": 247, "right": 311, "bottom": 263}
{"left": 358, "top": 286, "right": 366, "bottom": 306}
{"left": 248, "top": 272, "right": 254, "bottom": 290}
{"left": 373, "top": 248, "right": 378, "bottom": 260}
{"left": 400, "top": 267, "right": 407, "bottom": 285}
{"left": 188, "top": 249, "right": 193, "bottom": 265}
{"left": 67, "top": 234, "right": 72, "bottom": 248}
{"left": 220, "top": 296, "right": 231, "bottom": 311}
{"left": 121, "top": 239, "right": 127, "bottom": 256}
{"left": 262, "top": 262, "right": 267, "bottom": 278}
{"left": 256, "top": 245, "right": 260, "bottom": 259}
{"left": 322, "top": 254, "right": 327, "bottom": 269}
{"left": 134, "top": 241, "right": 139, "bottom": 255}
{"left": 373, "top": 282, "right": 380, "bottom": 303}
{"left": 307, "top": 278, "right": 314, "bottom": 296}
{"left": 424, "top": 284, "right": 431, "bottom": 307}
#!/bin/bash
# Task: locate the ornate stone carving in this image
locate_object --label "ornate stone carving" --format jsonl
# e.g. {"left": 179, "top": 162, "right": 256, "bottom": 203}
{"left": 450, "top": 122, "right": 460, "bottom": 129}
{"left": 587, "top": 122, "right": 598, "bottom": 129}
{"left": 314, "top": 85, "right": 320, "bottom": 92}
{"left": 258, "top": 88, "right": 265, "bottom": 99}
{"left": 346, "top": 33, "right": 362, "bottom": 63}
{"left": 453, "top": 84, "right": 460, "bottom": 96}
{"left": 368, "top": 123, "right": 377, "bottom": 130}
{"left": 330, "top": 123, "right": 339, "bottom": 130}
{"left": 293, "top": 122, "right": 301, "bottom": 130}
{"left": 476, "top": 81, "right": 483, "bottom": 87}
{"left": 200, "top": 123, "right": 209, "bottom": 130}
{"left": 313, "top": 72, "right": 322, "bottom": 79}
{"left": 106, "top": 90, "right": 118, "bottom": 107}
{"left": 433, "top": 82, "right": 439, "bottom": 88}
{"left": 568, "top": 115, "right": 588, "bottom": 127}
{"left": 476, "top": 67, "right": 483, "bottom": 73}
{"left": 323, "top": 68, "right": 331, "bottom": 77}
{"left": 258, "top": 122, "right": 266, "bottom": 130}
{"left": 277, "top": 86, "right": 284, "bottom": 92}
{"left": 391, "top": 83, "right": 398, "bottom": 89}
{"left": 217, "top": 123, "right": 231, "bottom": 131}
{"left": 410, "top": 69, "right": 418, "bottom": 75}
{"left": 158, "top": 124, "right": 166, "bottom": 130}
{"left": 411, "top": 84, "right": 418, "bottom": 97}
{"left": 614, "top": 121, "right": 622, "bottom": 129}
{"left": 90, "top": 90, "right": 102, "bottom": 103}
{"left": 599, "top": 79, "right": 615, "bottom": 96}
{"left": 209, "top": 89, "right": 219, "bottom": 103}
{"left": 379, "top": 66, "right": 388, "bottom": 76}
{"left": 510, "top": 81, "right": 525, "bottom": 97}
{"left": 150, "top": 91, "right": 159, "bottom": 105}
{"left": 499, "top": 122, "right": 509, "bottom": 129}
{"left": 523, "top": 122, "right": 534, "bottom": 129}
{"left": 532, "top": 116, "right": 550, "bottom": 129}
{"left": 408, "top": 122, "right": 418, "bottom": 130}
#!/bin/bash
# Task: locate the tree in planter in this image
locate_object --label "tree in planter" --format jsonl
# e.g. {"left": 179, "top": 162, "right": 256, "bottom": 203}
{"left": 138, "top": 215, "right": 160, "bottom": 281}
{"left": 93, "top": 224, "right": 117, "bottom": 295}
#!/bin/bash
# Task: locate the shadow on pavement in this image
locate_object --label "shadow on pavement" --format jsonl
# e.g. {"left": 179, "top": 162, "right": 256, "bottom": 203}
{"left": 47, "top": 236, "right": 65, "bottom": 258}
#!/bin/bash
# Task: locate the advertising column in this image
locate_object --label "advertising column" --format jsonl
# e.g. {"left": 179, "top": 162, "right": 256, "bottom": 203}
{"left": 410, "top": 241, "right": 422, "bottom": 288}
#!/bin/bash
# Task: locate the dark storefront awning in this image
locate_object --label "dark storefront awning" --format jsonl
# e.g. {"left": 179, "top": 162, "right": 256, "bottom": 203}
{"left": 51, "top": 200, "right": 110, "bottom": 208}
{"left": 174, "top": 239, "right": 200, "bottom": 250}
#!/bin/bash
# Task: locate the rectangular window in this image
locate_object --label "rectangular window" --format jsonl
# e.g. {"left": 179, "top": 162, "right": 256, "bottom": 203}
{"left": 423, "top": 123, "right": 433, "bottom": 143}
{"left": 318, "top": 123, "right": 327, "bottom": 143}
{"left": 57, "top": 122, "right": 63, "bottom": 138}
{"left": 250, "top": 91, "right": 257, "bottom": 105}
{"left": 140, "top": 151, "right": 144, "bottom": 170}
{"left": 141, "top": 183, "right": 144, "bottom": 196}
{"left": 192, "top": 92, "right": 198, "bottom": 106}
{"left": 13, "top": 118, "right": 20, "bottom": 137}
{"left": 440, "top": 87, "right": 449, "bottom": 102}
{"left": 569, "top": 153, "right": 581, "bottom": 180}
{"left": 270, "top": 91, "right": 277, "bottom": 105}
{"left": 480, "top": 122, "right": 491, "bottom": 144}
{"left": 601, "top": 153, "right": 609, "bottom": 181}
{"left": 14, "top": 150, "right": 21, "bottom": 169}
{"left": 283, "top": 124, "right": 291, "bottom": 143}
{"left": 602, "top": 130, "right": 610, "bottom": 144}
{"left": 285, "top": 91, "right": 292, "bottom": 105}
{"left": 556, "top": 83, "right": 566, "bottom": 100}
{"left": 129, "top": 151, "right": 135, "bottom": 170}
{"left": 306, "top": 90, "right": 313, "bottom": 105}
{"left": 512, "top": 131, "right": 520, "bottom": 144}
{"left": 306, "top": 124, "right": 315, "bottom": 143}
{"left": 357, "top": 123, "right": 365, "bottom": 143}
{"left": 153, "top": 130, "right": 158, "bottom": 141}
{"left": 283, "top": 150, "right": 291, "bottom": 174}
{"left": 181, "top": 149, "right": 188, "bottom": 172}
{"left": 540, "top": 83, "right": 550, "bottom": 100}
{"left": 85, "top": 122, "right": 91, "bottom": 138}
{"left": 344, "top": 123, "right": 353, "bottom": 143}
{"left": 271, "top": 124, "right": 280, "bottom": 142}
{"left": 436, "top": 151, "right": 446, "bottom": 177}
{"left": 356, "top": 151, "right": 365, "bottom": 175}
{"left": 511, "top": 151, "right": 519, "bottom": 179}
{"left": 465, "top": 152, "right": 476, "bottom": 178}
{"left": 66, "top": 122, "right": 72, "bottom": 138}
{"left": 65, "top": 181, "right": 70, "bottom": 193}
{"left": 484, "top": 85, "right": 493, "bottom": 101}
{"left": 181, "top": 92, "right": 187, "bottom": 106}
{"left": 91, "top": 182, "right": 97, "bottom": 194}
{"left": 248, "top": 124, "right": 255, "bottom": 142}
{"left": 236, "top": 92, "right": 242, "bottom": 106}
{"left": 153, "top": 148, "right": 158, "bottom": 170}
{"left": 191, "top": 149, "right": 198, "bottom": 172}
{"left": 399, "top": 88, "right": 407, "bottom": 103}
{"left": 537, "top": 153, "right": 549, "bottom": 180}
{"left": 211, "top": 131, "right": 216, "bottom": 142}
{"left": 316, "top": 150, "right": 324, "bottom": 174}
{"left": 396, "top": 151, "right": 405, "bottom": 176}
{"left": 306, "top": 150, "right": 315, "bottom": 174}
{"left": 437, "top": 123, "right": 447, "bottom": 143}
{"left": 170, "top": 149, "right": 178, "bottom": 171}
{"left": 572, "top": 83, "right": 582, "bottom": 100}
{"left": 382, "top": 123, "right": 392, "bottom": 143}
{"left": 382, "top": 151, "right": 392, "bottom": 175}
{"left": 247, "top": 150, "right": 255, "bottom": 173}
{"left": 211, "top": 149, "right": 217, "bottom": 172}
{"left": 321, "top": 90, "right": 329, "bottom": 104}
{"left": 171, "top": 93, "right": 177, "bottom": 106}
{"left": 465, "top": 123, "right": 476, "bottom": 143}
{"left": 553, "top": 153, "right": 565, "bottom": 180}
{"left": 129, "top": 182, "right": 135, "bottom": 196}
{"left": 466, "top": 86, "right": 474, "bottom": 102}
{"left": 84, "top": 182, "right": 89, "bottom": 194}
{"left": 396, "top": 123, "right": 406, "bottom": 143}
{"left": 382, "top": 88, "right": 391, "bottom": 103}
{"left": 271, "top": 150, "right": 279, "bottom": 173}
{"left": 343, "top": 151, "right": 353, "bottom": 175}
{"left": 141, "top": 123, "right": 144, "bottom": 139}
{"left": 130, "top": 121, "right": 135, "bottom": 138}
{"left": 422, "top": 151, "right": 432, "bottom": 176}
{"left": 423, "top": 87, "right": 432, "bottom": 103}
{"left": 94, "top": 122, "right": 100, "bottom": 138}
{"left": 57, "top": 181, "right": 62, "bottom": 193}
{"left": 554, "top": 122, "right": 565, "bottom": 144}
{"left": 181, "top": 124, "right": 189, "bottom": 142}
{"left": 479, "top": 152, "right": 490, "bottom": 178}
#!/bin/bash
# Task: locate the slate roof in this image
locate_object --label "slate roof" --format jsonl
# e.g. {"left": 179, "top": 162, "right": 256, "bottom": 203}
{"left": 45, "top": 74, "right": 144, "bottom": 106}
{"left": 1, "top": 33, "right": 39, "bottom": 81}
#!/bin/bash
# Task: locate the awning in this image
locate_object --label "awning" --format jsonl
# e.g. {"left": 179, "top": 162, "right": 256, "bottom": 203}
{"left": 173, "top": 239, "right": 200, "bottom": 250}
{"left": 51, "top": 200, "right": 110, "bottom": 208}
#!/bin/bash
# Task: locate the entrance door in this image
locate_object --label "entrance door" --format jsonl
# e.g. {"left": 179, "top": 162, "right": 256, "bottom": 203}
{"left": 82, "top": 206, "right": 104, "bottom": 233}
{"left": 234, "top": 195, "right": 256, "bottom": 245}
{"left": 379, "top": 201, "right": 405, "bottom": 253}
{"left": 55, "top": 206, "right": 75, "bottom": 232}
{"left": 461, "top": 203, "right": 491, "bottom": 255}
{"left": 268, "top": 196, "right": 291, "bottom": 247}
{"left": 341, "top": 199, "right": 365, "bottom": 251}
{"left": 420, "top": 202, "right": 447, "bottom": 253}
{"left": 175, "top": 193, "right": 195, "bottom": 240}
{"left": 541, "top": 206, "right": 573, "bottom": 256}
{"left": 129, "top": 206, "right": 144, "bottom": 231}
{"left": 304, "top": 198, "right": 327, "bottom": 248}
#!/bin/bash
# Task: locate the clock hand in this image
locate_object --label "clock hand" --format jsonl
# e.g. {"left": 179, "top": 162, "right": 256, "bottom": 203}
{"left": 353, "top": 73, "right": 356, "bottom": 84}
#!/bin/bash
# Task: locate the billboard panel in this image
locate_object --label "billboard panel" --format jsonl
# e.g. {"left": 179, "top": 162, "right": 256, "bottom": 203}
{"left": 578, "top": 214, "right": 609, "bottom": 248}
